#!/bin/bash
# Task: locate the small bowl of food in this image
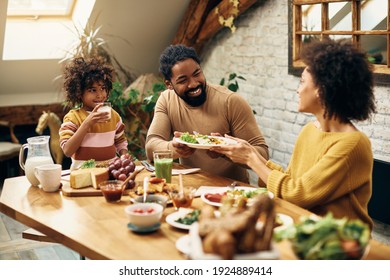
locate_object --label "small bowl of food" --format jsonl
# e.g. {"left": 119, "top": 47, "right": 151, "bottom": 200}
{"left": 99, "top": 180, "right": 123, "bottom": 203}
{"left": 124, "top": 203, "right": 164, "bottom": 228}
{"left": 133, "top": 194, "right": 169, "bottom": 209}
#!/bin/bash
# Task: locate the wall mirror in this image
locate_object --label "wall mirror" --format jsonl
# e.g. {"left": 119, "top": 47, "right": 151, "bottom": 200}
{"left": 288, "top": 0, "right": 389, "bottom": 85}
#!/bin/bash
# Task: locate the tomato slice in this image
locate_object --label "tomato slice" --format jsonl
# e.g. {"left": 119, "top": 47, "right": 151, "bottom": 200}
{"left": 205, "top": 193, "right": 224, "bottom": 203}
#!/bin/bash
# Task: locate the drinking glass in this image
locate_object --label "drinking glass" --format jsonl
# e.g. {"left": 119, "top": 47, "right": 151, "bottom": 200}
{"left": 97, "top": 102, "right": 112, "bottom": 119}
{"left": 169, "top": 186, "right": 196, "bottom": 211}
{"left": 153, "top": 150, "right": 173, "bottom": 183}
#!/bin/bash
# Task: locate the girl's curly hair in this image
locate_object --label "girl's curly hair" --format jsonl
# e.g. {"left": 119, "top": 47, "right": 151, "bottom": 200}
{"left": 63, "top": 57, "right": 114, "bottom": 108}
{"left": 301, "top": 39, "right": 376, "bottom": 123}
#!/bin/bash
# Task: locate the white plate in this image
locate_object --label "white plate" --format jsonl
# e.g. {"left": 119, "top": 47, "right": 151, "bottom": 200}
{"left": 176, "top": 235, "right": 191, "bottom": 255}
{"left": 173, "top": 136, "right": 237, "bottom": 149}
{"left": 275, "top": 213, "right": 294, "bottom": 228}
{"left": 166, "top": 208, "right": 196, "bottom": 230}
{"left": 200, "top": 186, "right": 274, "bottom": 207}
{"left": 256, "top": 213, "right": 294, "bottom": 232}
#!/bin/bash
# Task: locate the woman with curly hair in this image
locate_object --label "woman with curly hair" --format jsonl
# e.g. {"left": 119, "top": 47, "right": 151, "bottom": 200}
{"left": 59, "top": 57, "right": 128, "bottom": 169}
{"left": 212, "top": 39, "right": 376, "bottom": 229}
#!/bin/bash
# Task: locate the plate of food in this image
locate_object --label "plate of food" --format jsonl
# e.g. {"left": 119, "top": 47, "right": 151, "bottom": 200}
{"left": 127, "top": 177, "right": 175, "bottom": 203}
{"left": 256, "top": 213, "right": 294, "bottom": 232}
{"left": 201, "top": 186, "right": 274, "bottom": 207}
{"left": 166, "top": 208, "right": 201, "bottom": 230}
{"left": 174, "top": 132, "right": 237, "bottom": 149}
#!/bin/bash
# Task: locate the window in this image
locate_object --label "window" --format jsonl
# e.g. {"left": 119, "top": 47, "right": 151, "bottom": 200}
{"left": 2, "top": 0, "right": 95, "bottom": 60}
{"left": 288, "top": 0, "right": 390, "bottom": 85}
{"left": 7, "top": 0, "right": 75, "bottom": 18}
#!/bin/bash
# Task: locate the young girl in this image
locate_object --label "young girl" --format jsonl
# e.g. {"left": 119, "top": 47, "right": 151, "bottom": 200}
{"left": 59, "top": 57, "right": 128, "bottom": 170}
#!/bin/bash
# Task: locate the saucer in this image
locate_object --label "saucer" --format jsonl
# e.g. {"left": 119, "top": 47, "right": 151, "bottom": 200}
{"left": 127, "top": 222, "right": 161, "bottom": 233}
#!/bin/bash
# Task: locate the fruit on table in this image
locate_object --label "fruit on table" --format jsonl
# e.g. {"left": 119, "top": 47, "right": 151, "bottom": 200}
{"left": 108, "top": 154, "right": 136, "bottom": 189}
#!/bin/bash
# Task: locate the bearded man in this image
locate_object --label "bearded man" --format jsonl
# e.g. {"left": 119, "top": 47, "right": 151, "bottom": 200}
{"left": 145, "top": 45, "right": 268, "bottom": 183}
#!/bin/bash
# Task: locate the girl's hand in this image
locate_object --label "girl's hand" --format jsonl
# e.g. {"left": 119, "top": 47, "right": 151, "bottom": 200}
{"left": 84, "top": 103, "right": 110, "bottom": 127}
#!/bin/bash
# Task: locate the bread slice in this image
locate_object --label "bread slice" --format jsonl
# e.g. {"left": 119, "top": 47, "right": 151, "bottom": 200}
{"left": 137, "top": 178, "right": 165, "bottom": 194}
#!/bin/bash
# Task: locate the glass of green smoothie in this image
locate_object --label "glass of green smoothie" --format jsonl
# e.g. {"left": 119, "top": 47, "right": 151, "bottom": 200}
{"left": 153, "top": 150, "right": 173, "bottom": 183}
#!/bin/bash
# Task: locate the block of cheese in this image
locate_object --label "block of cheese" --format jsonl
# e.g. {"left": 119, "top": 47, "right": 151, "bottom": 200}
{"left": 70, "top": 169, "right": 92, "bottom": 189}
{"left": 70, "top": 168, "right": 109, "bottom": 189}
{"left": 90, "top": 168, "right": 109, "bottom": 189}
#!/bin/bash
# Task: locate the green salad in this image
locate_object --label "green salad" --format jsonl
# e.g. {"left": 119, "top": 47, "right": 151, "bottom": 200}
{"left": 227, "top": 188, "right": 268, "bottom": 199}
{"left": 175, "top": 209, "right": 201, "bottom": 225}
{"left": 180, "top": 132, "right": 202, "bottom": 144}
{"left": 273, "top": 213, "right": 370, "bottom": 260}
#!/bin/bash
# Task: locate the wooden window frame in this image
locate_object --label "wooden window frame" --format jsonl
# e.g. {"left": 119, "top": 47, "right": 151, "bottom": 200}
{"left": 288, "top": 0, "right": 390, "bottom": 86}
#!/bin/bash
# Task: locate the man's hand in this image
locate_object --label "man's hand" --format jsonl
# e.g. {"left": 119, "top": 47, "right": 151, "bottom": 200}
{"left": 172, "top": 131, "right": 195, "bottom": 158}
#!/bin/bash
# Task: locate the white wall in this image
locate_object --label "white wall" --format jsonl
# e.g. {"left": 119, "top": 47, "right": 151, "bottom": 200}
{"left": 0, "top": 0, "right": 190, "bottom": 106}
{"left": 201, "top": 0, "right": 390, "bottom": 169}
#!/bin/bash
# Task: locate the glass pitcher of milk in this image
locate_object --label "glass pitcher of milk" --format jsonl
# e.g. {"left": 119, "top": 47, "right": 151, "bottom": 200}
{"left": 19, "top": 136, "right": 54, "bottom": 186}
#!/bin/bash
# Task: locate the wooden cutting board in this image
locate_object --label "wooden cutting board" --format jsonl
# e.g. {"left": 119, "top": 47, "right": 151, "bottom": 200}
{"left": 61, "top": 181, "right": 140, "bottom": 197}
{"left": 61, "top": 181, "right": 103, "bottom": 197}
{"left": 60, "top": 165, "right": 145, "bottom": 197}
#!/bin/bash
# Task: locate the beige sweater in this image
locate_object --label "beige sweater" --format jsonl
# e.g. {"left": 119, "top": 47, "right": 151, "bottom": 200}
{"left": 267, "top": 122, "right": 373, "bottom": 229}
{"left": 145, "top": 83, "right": 268, "bottom": 183}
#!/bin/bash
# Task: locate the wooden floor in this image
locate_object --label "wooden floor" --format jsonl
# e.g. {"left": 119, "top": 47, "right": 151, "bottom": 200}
{"left": 0, "top": 212, "right": 80, "bottom": 260}
{"left": 0, "top": 174, "right": 81, "bottom": 260}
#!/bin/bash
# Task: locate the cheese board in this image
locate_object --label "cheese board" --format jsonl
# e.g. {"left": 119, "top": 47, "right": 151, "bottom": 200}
{"left": 61, "top": 181, "right": 103, "bottom": 197}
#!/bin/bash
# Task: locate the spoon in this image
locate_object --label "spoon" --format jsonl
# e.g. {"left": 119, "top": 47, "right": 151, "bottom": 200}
{"left": 179, "top": 174, "right": 184, "bottom": 194}
{"left": 143, "top": 176, "right": 149, "bottom": 203}
{"left": 228, "top": 181, "right": 238, "bottom": 191}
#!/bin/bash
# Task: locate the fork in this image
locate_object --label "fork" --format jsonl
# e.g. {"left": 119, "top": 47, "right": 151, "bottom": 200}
{"left": 141, "top": 160, "right": 155, "bottom": 172}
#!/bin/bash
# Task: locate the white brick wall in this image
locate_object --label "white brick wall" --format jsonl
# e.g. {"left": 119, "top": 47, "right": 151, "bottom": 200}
{"left": 202, "top": 0, "right": 390, "bottom": 171}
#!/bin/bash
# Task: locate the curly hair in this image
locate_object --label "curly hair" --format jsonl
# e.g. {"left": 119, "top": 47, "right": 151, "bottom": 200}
{"left": 300, "top": 39, "right": 376, "bottom": 123}
{"left": 63, "top": 57, "right": 114, "bottom": 107}
{"left": 159, "top": 44, "right": 201, "bottom": 81}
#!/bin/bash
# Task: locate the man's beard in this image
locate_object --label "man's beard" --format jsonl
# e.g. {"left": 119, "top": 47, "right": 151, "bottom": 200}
{"left": 178, "top": 83, "right": 207, "bottom": 107}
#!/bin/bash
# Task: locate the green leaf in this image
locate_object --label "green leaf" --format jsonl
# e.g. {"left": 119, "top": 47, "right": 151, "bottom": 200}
{"left": 228, "top": 73, "right": 237, "bottom": 81}
{"left": 228, "top": 83, "right": 238, "bottom": 92}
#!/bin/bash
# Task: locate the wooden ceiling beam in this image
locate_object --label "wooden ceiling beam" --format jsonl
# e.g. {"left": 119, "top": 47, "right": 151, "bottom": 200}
{"left": 195, "top": 0, "right": 258, "bottom": 54}
{"left": 172, "top": 0, "right": 258, "bottom": 55}
{"left": 172, "top": 0, "right": 220, "bottom": 48}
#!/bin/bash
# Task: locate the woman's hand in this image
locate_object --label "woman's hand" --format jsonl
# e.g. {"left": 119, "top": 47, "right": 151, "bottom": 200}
{"left": 210, "top": 135, "right": 256, "bottom": 165}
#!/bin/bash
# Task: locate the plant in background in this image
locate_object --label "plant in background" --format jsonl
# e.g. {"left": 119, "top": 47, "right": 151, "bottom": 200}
{"left": 59, "top": 16, "right": 136, "bottom": 87}
{"left": 109, "top": 81, "right": 166, "bottom": 159}
{"left": 220, "top": 72, "right": 246, "bottom": 92}
{"left": 220, "top": 72, "right": 256, "bottom": 114}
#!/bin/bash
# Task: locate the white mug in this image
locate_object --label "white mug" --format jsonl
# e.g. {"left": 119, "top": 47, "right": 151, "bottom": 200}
{"left": 34, "top": 164, "right": 62, "bottom": 192}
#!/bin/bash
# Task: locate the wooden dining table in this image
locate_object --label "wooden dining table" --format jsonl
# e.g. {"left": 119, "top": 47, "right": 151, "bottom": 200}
{"left": 1, "top": 163, "right": 389, "bottom": 260}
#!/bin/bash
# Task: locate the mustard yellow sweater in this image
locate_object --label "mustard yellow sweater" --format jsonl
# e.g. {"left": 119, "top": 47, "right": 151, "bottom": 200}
{"left": 266, "top": 122, "right": 373, "bottom": 229}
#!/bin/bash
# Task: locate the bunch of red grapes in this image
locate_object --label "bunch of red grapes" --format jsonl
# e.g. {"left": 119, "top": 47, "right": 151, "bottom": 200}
{"left": 108, "top": 154, "right": 136, "bottom": 189}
